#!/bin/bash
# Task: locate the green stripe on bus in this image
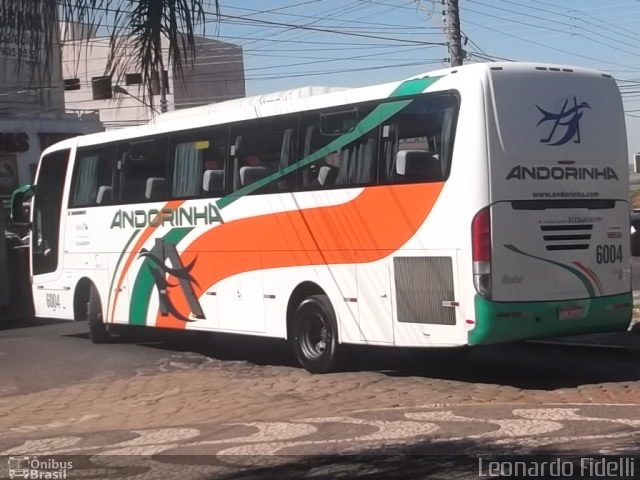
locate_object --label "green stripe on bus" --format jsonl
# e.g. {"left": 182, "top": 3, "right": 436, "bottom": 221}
{"left": 107, "top": 229, "right": 139, "bottom": 322}
{"left": 504, "top": 244, "right": 596, "bottom": 298}
{"left": 129, "top": 227, "right": 193, "bottom": 326}
{"left": 216, "top": 76, "right": 442, "bottom": 210}
{"left": 470, "top": 292, "right": 632, "bottom": 345}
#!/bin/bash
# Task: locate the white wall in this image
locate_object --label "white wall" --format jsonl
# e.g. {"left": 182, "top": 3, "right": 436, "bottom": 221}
{"left": 62, "top": 38, "right": 174, "bottom": 128}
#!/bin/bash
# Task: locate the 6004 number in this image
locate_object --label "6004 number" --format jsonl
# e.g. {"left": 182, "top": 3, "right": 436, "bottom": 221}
{"left": 596, "top": 244, "right": 623, "bottom": 264}
{"left": 46, "top": 293, "right": 61, "bottom": 309}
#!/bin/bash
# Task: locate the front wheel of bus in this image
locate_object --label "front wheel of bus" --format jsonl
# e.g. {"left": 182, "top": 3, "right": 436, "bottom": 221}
{"left": 88, "top": 285, "right": 112, "bottom": 344}
{"left": 291, "top": 294, "right": 340, "bottom": 374}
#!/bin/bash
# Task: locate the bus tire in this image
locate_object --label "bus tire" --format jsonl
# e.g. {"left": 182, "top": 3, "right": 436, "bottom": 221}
{"left": 291, "top": 294, "right": 340, "bottom": 374}
{"left": 88, "top": 284, "right": 112, "bottom": 344}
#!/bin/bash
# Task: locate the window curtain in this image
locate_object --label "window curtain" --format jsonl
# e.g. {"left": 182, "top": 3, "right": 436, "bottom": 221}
{"left": 278, "top": 129, "right": 294, "bottom": 190}
{"left": 383, "top": 125, "right": 398, "bottom": 182}
{"left": 355, "top": 137, "right": 376, "bottom": 184}
{"left": 72, "top": 155, "right": 99, "bottom": 206}
{"left": 439, "top": 106, "right": 456, "bottom": 178}
{"left": 302, "top": 125, "right": 315, "bottom": 187}
{"left": 173, "top": 143, "right": 202, "bottom": 197}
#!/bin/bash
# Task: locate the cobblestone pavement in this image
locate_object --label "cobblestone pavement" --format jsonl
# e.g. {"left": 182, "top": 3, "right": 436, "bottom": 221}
{"left": 1, "top": 340, "right": 640, "bottom": 439}
{"left": 1, "top": 403, "right": 640, "bottom": 479}
{"left": 2, "top": 320, "right": 640, "bottom": 478}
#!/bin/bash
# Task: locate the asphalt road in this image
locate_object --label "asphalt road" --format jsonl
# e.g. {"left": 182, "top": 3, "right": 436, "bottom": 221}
{"left": 0, "top": 319, "right": 213, "bottom": 396}
{"left": 2, "top": 314, "right": 640, "bottom": 398}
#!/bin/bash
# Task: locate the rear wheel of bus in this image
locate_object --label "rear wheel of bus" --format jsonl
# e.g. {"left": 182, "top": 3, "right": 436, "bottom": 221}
{"left": 291, "top": 294, "right": 340, "bottom": 374}
{"left": 87, "top": 284, "right": 113, "bottom": 344}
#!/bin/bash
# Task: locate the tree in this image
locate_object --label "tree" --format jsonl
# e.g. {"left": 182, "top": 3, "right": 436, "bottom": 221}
{"left": 0, "top": 0, "right": 219, "bottom": 110}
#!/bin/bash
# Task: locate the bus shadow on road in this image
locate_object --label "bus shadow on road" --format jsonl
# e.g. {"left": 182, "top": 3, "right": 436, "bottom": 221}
{"left": 0, "top": 315, "right": 69, "bottom": 331}
{"left": 375, "top": 341, "right": 640, "bottom": 390}
{"left": 108, "top": 327, "right": 301, "bottom": 369}
{"left": 95, "top": 326, "right": 640, "bottom": 391}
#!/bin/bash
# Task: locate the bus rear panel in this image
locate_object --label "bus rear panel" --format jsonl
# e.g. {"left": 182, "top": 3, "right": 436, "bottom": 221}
{"left": 470, "top": 65, "right": 631, "bottom": 345}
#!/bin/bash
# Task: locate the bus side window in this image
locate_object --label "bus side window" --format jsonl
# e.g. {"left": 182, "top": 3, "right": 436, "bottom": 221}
{"left": 169, "top": 129, "right": 228, "bottom": 199}
{"left": 299, "top": 105, "right": 378, "bottom": 190}
{"left": 69, "top": 146, "right": 117, "bottom": 208}
{"left": 381, "top": 94, "right": 458, "bottom": 184}
{"left": 121, "top": 137, "right": 169, "bottom": 204}
{"left": 230, "top": 119, "right": 298, "bottom": 194}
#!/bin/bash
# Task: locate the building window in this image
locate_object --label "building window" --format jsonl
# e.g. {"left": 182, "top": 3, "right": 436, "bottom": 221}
{"left": 91, "top": 76, "right": 113, "bottom": 100}
{"left": 125, "top": 73, "right": 142, "bottom": 85}
{"left": 63, "top": 78, "right": 81, "bottom": 91}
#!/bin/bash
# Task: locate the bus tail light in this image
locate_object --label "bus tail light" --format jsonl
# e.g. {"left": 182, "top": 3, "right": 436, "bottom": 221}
{"left": 472, "top": 206, "right": 492, "bottom": 298}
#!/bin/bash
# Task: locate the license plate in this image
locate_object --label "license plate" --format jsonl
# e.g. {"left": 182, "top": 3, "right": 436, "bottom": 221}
{"left": 558, "top": 306, "right": 584, "bottom": 320}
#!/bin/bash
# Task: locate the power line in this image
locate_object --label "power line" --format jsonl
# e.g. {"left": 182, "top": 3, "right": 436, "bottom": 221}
{"left": 463, "top": 2, "right": 640, "bottom": 60}
{"left": 464, "top": 18, "right": 639, "bottom": 71}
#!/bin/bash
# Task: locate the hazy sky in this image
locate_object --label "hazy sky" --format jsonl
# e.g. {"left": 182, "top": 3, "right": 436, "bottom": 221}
{"left": 213, "top": 0, "right": 640, "bottom": 162}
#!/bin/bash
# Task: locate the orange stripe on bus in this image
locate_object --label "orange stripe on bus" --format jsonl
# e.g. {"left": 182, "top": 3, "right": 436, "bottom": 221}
{"left": 109, "top": 200, "right": 185, "bottom": 322}
{"left": 154, "top": 183, "right": 444, "bottom": 329}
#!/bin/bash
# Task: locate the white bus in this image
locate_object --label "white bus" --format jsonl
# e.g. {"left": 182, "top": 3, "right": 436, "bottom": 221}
{"left": 11, "top": 62, "right": 632, "bottom": 373}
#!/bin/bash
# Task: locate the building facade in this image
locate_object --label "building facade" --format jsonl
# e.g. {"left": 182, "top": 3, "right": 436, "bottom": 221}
{"left": 62, "top": 32, "right": 246, "bottom": 129}
{"left": 0, "top": 9, "right": 103, "bottom": 201}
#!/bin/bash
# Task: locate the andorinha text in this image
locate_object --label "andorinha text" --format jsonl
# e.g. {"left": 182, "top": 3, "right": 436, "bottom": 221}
{"left": 110, "top": 204, "right": 224, "bottom": 229}
{"left": 506, "top": 166, "right": 618, "bottom": 181}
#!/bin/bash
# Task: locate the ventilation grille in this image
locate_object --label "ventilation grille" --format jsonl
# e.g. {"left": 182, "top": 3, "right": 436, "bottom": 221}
{"left": 393, "top": 256, "right": 456, "bottom": 325}
{"left": 540, "top": 224, "right": 593, "bottom": 251}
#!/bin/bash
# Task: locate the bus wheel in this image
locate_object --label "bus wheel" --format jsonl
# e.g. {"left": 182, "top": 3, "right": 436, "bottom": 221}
{"left": 87, "top": 285, "right": 112, "bottom": 344}
{"left": 291, "top": 294, "right": 339, "bottom": 374}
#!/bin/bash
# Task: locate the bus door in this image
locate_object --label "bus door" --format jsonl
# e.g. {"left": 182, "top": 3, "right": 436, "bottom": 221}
{"left": 31, "top": 149, "right": 72, "bottom": 318}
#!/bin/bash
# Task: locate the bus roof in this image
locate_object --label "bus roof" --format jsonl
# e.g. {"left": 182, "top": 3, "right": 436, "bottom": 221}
{"left": 43, "top": 61, "right": 612, "bottom": 156}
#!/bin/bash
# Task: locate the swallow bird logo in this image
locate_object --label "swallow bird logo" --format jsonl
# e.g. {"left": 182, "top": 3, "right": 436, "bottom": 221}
{"left": 138, "top": 238, "right": 204, "bottom": 322}
{"left": 536, "top": 96, "right": 590, "bottom": 146}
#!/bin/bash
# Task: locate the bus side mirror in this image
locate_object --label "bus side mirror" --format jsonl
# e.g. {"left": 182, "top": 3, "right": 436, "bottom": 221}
{"left": 10, "top": 184, "right": 34, "bottom": 227}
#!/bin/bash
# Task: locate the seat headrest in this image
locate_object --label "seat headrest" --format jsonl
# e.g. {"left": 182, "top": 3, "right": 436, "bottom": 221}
{"left": 202, "top": 169, "right": 225, "bottom": 193}
{"left": 395, "top": 150, "right": 441, "bottom": 180}
{"left": 96, "top": 185, "right": 113, "bottom": 205}
{"left": 145, "top": 177, "right": 166, "bottom": 201}
{"left": 239, "top": 166, "right": 268, "bottom": 187}
{"left": 317, "top": 165, "right": 338, "bottom": 186}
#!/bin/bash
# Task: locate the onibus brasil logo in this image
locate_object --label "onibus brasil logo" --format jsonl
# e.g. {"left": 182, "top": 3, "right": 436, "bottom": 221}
{"left": 536, "top": 96, "right": 590, "bottom": 146}
{"left": 8, "top": 456, "right": 73, "bottom": 479}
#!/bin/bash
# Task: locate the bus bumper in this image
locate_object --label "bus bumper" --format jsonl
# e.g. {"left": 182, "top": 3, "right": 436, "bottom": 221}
{"left": 468, "top": 292, "right": 633, "bottom": 345}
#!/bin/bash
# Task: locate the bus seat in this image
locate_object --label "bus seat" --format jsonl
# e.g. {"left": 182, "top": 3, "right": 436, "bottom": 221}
{"left": 316, "top": 165, "right": 338, "bottom": 187}
{"left": 145, "top": 177, "right": 167, "bottom": 201}
{"left": 239, "top": 166, "right": 267, "bottom": 187}
{"left": 395, "top": 150, "right": 441, "bottom": 181}
{"left": 202, "top": 169, "right": 225, "bottom": 194}
{"left": 96, "top": 186, "right": 113, "bottom": 205}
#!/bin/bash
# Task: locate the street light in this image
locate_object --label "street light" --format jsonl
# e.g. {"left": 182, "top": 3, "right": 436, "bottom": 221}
{"left": 112, "top": 85, "right": 160, "bottom": 114}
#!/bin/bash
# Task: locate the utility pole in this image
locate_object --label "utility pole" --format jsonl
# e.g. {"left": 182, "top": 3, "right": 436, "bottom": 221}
{"left": 159, "top": 70, "right": 168, "bottom": 114}
{"left": 155, "top": 55, "right": 168, "bottom": 114}
{"left": 446, "top": 0, "right": 464, "bottom": 67}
